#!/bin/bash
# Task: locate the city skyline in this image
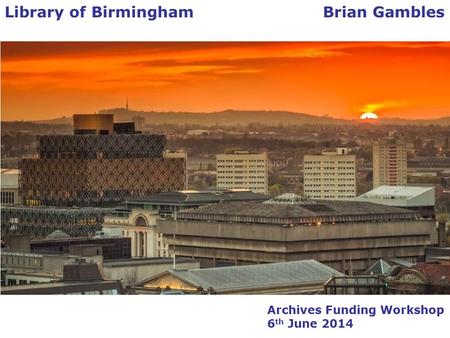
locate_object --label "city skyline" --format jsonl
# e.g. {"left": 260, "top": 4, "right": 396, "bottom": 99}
{"left": 2, "top": 42, "right": 450, "bottom": 121}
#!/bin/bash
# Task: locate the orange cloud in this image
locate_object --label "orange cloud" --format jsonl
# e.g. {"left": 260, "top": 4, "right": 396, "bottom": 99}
{"left": 2, "top": 42, "right": 450, "bottom": 121}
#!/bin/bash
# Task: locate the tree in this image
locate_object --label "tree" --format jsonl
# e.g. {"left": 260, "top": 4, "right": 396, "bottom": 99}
{"left": 269, "top": 184, "right": 283, "bottom": 196}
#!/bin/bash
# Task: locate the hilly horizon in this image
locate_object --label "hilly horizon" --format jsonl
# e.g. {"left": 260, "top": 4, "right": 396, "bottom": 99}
{"left": 5, "top": 108, "right": 450, "bottom": 126}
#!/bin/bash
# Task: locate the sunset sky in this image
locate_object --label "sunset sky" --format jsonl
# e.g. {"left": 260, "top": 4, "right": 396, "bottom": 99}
{"left": 2, "top": 42, "right": 450, "bottom": 121}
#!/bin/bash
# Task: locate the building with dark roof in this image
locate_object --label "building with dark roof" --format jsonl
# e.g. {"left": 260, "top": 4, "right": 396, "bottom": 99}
{"left": 121, "top": 189, "right": 269, "bottom": 217}
{"left": 30, "top": 235, "right": 131, "bottom": 260}
{"left": 131, "top": 259, "right": 344, "bottom": 295}
{"left": 158, "top": 195, "right": 438, "bottom": 272}
{"left": 102, "top": 190, "right": 269, "bottom": 259}
{"left": 408, "top": 157, "right": 450, "bottom": 170}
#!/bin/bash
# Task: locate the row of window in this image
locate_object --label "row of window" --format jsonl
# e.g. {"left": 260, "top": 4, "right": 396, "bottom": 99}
{"left": 305, "top": 190, "right": 355, "bottom": 193}
{"left": 306, "top": 195, "right": 355, "bottom": 199}
{"left": 217, "top": 160, "right": 266, "bottom": 163}
{"left": 304, "top": 172, "right": 355, "bottom": 176}
{"left": 66, "top": 289, "right": 119, "bottom": 295}
{"left": 305, "top": 178, "right": 355, "bottom": 181}
{"left": 217, "top": 182, "right": 266, "bottom": 186}
{"left": 217, "top": 165, "right": 266, "bottom": 169}
{"left": 217, "top": 176, "right": 266, "bottom": 180}
{"left": 1, "top": 191, "right": 15, "bottom": 204}
{"left": 2, "top": 256, "right": 42, "bottom": 267}
{"left": 217, "top": 170, "right": 266, "bottom": 174}
{"left": 304, "top": 184, "right": 355, "bottom": 188}
{"left": 304, "top": 161, "right": 354, "bottom": 164}
{"left": 304, "top": 166, "right": 355, "bottom": 170}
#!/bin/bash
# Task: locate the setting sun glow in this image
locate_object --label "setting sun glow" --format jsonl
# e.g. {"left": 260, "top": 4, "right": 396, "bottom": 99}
{"left": 360, "top": 112, "right": 379, "bottom": 120}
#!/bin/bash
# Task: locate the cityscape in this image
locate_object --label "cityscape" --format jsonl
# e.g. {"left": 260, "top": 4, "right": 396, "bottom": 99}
{"left": 1, "top": 42, "right": 450, "bottom": 295}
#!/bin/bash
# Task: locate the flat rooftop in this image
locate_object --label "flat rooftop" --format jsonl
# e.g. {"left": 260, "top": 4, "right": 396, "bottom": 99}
{"left": 176, "top": 199, "right": 418, "bottom": 225}
{"left": 124, "top": 190, "right": 269, "bottom": 206}
{"left": 103, "top": 257, "right": 197, "bottom": 267}
{"left": 358, "top": 185, "right": 434, "bottom": 199}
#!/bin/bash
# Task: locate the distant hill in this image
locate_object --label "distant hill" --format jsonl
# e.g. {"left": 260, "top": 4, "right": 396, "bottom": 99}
{"left": 97, "top": 108, "right": 345, "bottom": 126}
{"left": 10, "top": 109, "right": 450, "bottom": 126}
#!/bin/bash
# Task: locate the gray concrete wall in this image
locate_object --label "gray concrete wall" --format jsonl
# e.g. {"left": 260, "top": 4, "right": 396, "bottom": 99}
{"left": 159, "top": 218, "right": 437, "bottom": 271}
{"left": 159, "top": 219, "right": 436, "bottom": 242}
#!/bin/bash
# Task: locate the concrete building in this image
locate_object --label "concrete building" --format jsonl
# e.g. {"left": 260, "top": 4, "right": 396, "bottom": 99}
{"left": 102, "top": 190, "right": 269, "bottom": 258}
{"left": 131, "top": 260, "right": 344, "bottom": 295}
{"left": 30, "top": 234, "right": 132, "bottom": 260}
{"left": 1, "top": 169, "right": 20, "bottom": 205}
{"left": 1, "top": 251, "right": 82, "bottom": 285}
{"left": 373, "top": 138, "right": 407, "bottom": 188}
{"left": 356, "top": 185, "right": 435, "bottom": 218}
{"left": 158, "top": 194, "right": 438, "bottom": 272}
{"left": 216, "top": 151, "right": 268, "bottom": 194}
{"left": 303, "top": 147, "right": 356, "bottom": 200}
{"left": 120, "top": 189, "right": 269, "bottom": 217}
{"left": 19, "top": 114, "right": 186, "bottom": 207}
{"left": 1, "top": 258, "right": 124, "bottom": 295}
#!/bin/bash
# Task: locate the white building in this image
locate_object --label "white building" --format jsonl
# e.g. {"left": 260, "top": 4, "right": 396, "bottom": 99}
{"left": 216, "top": 151, "right": 268, "bottom": 194}
{"left": 303, "top": 147, "right": 356, "bottom": 200}
{"left": 102, "top": 209, "right": 169, "bottom": 259}
{"left": 356, "top": 185, "right": 435, "bottom": 208}
{"left": 1, "top": 169, "right": 20, "bottom": 205}
{"left": 373, "top": 138, "right": 407, "bottom": 188}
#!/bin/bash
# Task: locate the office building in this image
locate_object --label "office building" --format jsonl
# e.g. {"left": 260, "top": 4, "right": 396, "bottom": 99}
{"left": 216, "top": 151, "right": 268, "bottom": 194}
{"left": 19, "top": 114, "right": 186, "bottom": 207}
{"left": 158, "top": 193, "right": 437, "bottom": 272}
{"left": 303, "top": 147, "right": 356, "bottom": 200}
{"left": 373, "top": 138, "right": 407, "bottom": 188}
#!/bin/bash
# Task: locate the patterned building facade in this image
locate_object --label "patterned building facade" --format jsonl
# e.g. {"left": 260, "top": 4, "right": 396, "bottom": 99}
{"left": 19, "top": 115, "right": 186, "bottom": 207}
{"left": 1, "top": 205, "right": 108, "bottom": 238}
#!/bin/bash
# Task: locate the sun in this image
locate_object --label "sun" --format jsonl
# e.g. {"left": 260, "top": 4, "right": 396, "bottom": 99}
{"left": 360, "top": 112, "right": 379, "bottom": 120}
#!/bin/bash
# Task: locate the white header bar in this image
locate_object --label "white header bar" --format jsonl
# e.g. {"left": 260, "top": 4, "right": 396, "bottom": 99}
{"left": 1, "top": 0, "right": 450, "bottom": 41}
